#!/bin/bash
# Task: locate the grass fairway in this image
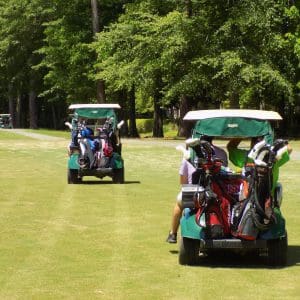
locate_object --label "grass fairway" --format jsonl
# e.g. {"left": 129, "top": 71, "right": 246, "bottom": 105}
{"left": 0, "top": 130, "right": 299, "bottom": 299}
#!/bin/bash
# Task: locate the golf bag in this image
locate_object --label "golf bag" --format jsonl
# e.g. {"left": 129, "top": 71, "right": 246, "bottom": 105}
{"left": 231, "top": 138, "right": 289, "bottom": 240}
{"left": 191, "top": 140, "right": 231, "bottom": 239}
{"left": 231, "top": 195, "right": 259, "bottom": 240}
{"left": 195, "top": 182, "right": 231, "bottom": 239}
{"left": 78, "top": 127, "right": 97, "bottom": 169}
{"left": 95, "top": 119, "right": 115, "bottom": 168}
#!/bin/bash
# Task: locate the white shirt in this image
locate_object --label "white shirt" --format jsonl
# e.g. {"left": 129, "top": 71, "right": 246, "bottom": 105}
{"left": 179, "top": 159, "right": 196, "bottom": 184}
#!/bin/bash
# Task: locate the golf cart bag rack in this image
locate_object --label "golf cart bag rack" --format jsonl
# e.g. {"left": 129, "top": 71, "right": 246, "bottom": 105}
{"left": 200, "top": 238, "right": 267, "bottom": 249}
{"left": 181, "top": 184, "right": 205, "bottom": 209}
{"left": 181, "top": 172, "right": 245, "bottom": 209}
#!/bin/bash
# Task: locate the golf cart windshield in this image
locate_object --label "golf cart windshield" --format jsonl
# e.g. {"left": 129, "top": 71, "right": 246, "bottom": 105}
{"left": 184, "top": 109, "right": 282, "bottom": 143}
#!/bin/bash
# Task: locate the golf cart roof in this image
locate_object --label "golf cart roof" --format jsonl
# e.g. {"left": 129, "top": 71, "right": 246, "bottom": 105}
{"left": 184, "top": 109, "right": 282, "bottom": 121}
{"left": 0, "top": 114, "right": 11, "bottom": 117}
{"left": 186, "top": 109, "right": 282, "bottom": 141}
{"left": 69, "top": 104, "right": 121, "bottom": 110}
{"left": 68, "top": 103, "right": 120, "bottom": 120}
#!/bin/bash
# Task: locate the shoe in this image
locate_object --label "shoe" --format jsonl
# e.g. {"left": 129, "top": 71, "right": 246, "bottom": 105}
{"left": 166, "top": 232, "right": 177, "bottom": 243}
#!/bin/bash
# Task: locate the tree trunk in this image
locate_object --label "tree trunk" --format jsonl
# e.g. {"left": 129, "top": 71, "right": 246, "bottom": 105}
{"left": 116, "top": 90, "right": 129, "bottom": 137}
{"left": 8, "top": 86, "right": 17, "bottom": 128}
{"left": 128, "top": 86, "right": 139, "bottom": 137}
{"left": 178, "top": 95, "right": 193, "bottom": 138}
{"left": 152, "top": 74, "right": 164, "bottom": 138}
{"left": 29, "top": 90, "right": 38, "bottom": 129}
{"left": 229, "top": 92, "right": 240, "bottom": 108}
{"left": 91, "top": 0, "right": 100, "bottom": 34}
{"left": 96, "top": 80, "right": 106, "bottom": 103}
{"left": 185, "top": 0, "right": 192, "bottom": 17}
{"left": 16, "top": 95, "right": 22, "bottom": 128}
{"left": 277, "top": 96, "right": 288, "bottom": 137}
{"left": 259, "top": 100, "right": 265, "bottom": 110}
{"left": 178, "top": 2, "right": 192, "bottom": 138}
{"left": 51, "top": 104, "right": 57, "bottom": 129}
{"left": 153, "top": 98, "right": 164, "bottom": 138}
{"left": 91, "top": 0, "right": 106, "bottom": 103}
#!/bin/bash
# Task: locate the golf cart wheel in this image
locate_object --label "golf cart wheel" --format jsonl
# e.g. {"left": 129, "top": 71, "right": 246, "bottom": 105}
{"left": 112, "top": 167, "right": 124, "bottom": 184}
{"left": 68, "top": 169, "right": 80, "bottom": 184}
{"left": 267, "top": 233, "right": 288, "bottom": 266}
{"left": 179, "top": 237, "right": 200, "bottom": 265}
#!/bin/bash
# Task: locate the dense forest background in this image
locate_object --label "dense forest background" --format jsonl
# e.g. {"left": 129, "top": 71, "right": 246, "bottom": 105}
{"left": 0, "top": 0, "right": 299, "bottom": 137}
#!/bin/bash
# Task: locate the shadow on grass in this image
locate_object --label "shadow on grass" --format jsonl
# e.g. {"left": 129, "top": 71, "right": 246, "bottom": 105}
{"left": 287, "top": 245, "right": 300, "bottom": 266}
{"left": 169, "top": 245, "right": 300, "bottom": 269}
{"left": 81, "top": 180, "right": 141, "bottom": 185}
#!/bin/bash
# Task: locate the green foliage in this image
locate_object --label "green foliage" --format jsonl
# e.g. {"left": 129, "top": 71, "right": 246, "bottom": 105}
{"left": 35, "top": 0, "right": 96, "bottom": 102}
{"left": 0, "top": 0, "right": 49, "bottom": 95}
{"left": 93, "top": 0, "right": 300, "bottom": 114}
{"left": 190, "top": 0, "right": 299, "bottom": 107}
{"left": 162, "top": 120, "right": 178, "bottom": 137}
{"left": 0, "top": 0, "right": 135, "bottom": 106}
{"left": 0, "top": 0, "right": 300, "bottom": 131}
{"left": 135, "top": 118, "right": 178, "bottom": 137}
{"left": 136, "top": 118, "right": 154, "bottom": 133}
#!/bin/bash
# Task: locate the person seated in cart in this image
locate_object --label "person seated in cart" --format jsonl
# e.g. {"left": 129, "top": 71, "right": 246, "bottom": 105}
{"left": 227, "top": 137, "right": 292, "bottom": 197}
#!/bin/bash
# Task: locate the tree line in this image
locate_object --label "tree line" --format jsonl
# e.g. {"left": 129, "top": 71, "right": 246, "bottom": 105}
{"left": 0, "top": 0, "right": 299, "bottom": 137}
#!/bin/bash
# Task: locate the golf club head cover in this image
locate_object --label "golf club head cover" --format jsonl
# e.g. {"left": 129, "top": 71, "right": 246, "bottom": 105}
{"left": 248, "top": 139, "right": 266, "bottom": 160}
{"left": 185, "top": 138, "right": 201, "bottom": 147}
{"left": 275, "top": 145, "right": 288, "bottom": 161}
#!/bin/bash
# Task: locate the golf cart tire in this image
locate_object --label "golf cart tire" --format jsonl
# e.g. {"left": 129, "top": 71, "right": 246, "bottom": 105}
{"left": 112, "top": 168, "right": 124, "bottom": 184}
{"left": 267, "top": 233, "right": 288, "bottom": 266}
{"left": 179, "top": 237, "right": 200, "bottom": 265}
{"left": 68, "top": 169, "right": 80, "bottom": 184}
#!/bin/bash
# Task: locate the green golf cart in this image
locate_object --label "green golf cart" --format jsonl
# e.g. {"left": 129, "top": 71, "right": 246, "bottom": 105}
{"left": 0, "top": 114, "right": 13, "bottom": 129}
{"left": 66, "top": 104, "right": 124, "bottom": 184}
{"left": 179, "top": 109, "right": 289, "bottom": 266}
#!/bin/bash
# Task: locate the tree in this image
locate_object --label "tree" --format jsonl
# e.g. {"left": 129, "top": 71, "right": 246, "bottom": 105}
{"left": 188, "top": 0, "right": 297, "bottom": 110}
{"left": 92, "top": 8, "right": 161, "bottom": 136}
{"left": 91, "top": 0, "right": 106, "bottom": 103}
{"left": 0, "top": 0, "right": 299, "bottom": 135}
{"left": 93, "top": 2, "right": 190, "bottom": 137}
{"left": 0, "top": 0, "right": 51, "bottom": 128}
{"left": 38, "top": 0, "right": 134, "bottom": 106}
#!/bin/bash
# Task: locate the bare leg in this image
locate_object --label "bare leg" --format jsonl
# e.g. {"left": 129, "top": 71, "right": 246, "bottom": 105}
{"left": 171, "top": 203, "right": 182, "bottom": 234}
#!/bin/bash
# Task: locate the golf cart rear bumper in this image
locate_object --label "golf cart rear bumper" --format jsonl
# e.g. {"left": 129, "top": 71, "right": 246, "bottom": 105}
{"left": 79, "top": 168, "right": 113, "bottom": 177}
{"left": 200, "top": 238, "right": 267, "bottom": 249}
